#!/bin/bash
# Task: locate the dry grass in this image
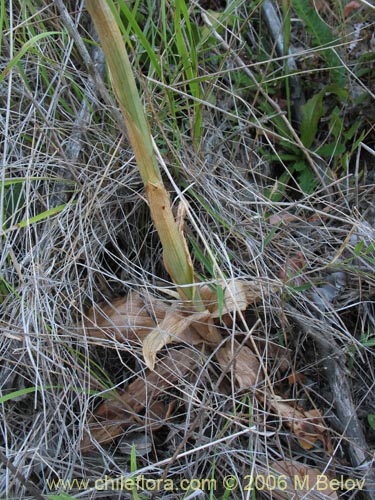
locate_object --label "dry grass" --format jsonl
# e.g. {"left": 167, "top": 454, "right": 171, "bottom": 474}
{"left": 0, "top": 1, "right": 374, "bottom": 499}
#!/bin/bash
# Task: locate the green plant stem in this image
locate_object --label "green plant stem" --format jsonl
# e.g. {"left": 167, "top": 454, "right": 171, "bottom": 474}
{"left": 85, "top": 0, "right": 203, "bottom": 308}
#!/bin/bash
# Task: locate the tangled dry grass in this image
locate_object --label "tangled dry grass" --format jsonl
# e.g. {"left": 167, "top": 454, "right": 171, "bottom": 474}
{"left": 0, "top": 1, "right": 374, "bottom": 499}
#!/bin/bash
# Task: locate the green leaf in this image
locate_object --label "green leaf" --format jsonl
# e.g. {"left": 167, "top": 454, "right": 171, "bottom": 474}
{"left": 291, "top": 0, "right": 345, "bottom": 85}
{"left": 290, "top": 282, "right": 313, "bottom": 292}
{"left": 173, "top": 0, "right": 201, "bottom": 145}
{"left": 315, "top": 142, "right": 346, "bottom": 157}
{"left": 344, "top": 121, "right": 361, "bottom": 142}
{"left": 324, "top": 84, "right": 347, "bottom": 101}
{"left": 189, "top": 238, "right": 214, "bottom": 276}
{"left": 329, "top": 107, "right": 343, "bottom": 140}
{"left": 130, "top": 445, "right": 139, "bottom": 500}
{"left": 293, "top": 161, "right": 317, "bottom": 193}
{"left": 368, "top": 414, "right": 375, "bottom": 430}
{"left": 349, "top": 129, "right": 367, "bottom": 154}
{"left": 364, "top": 242, "right": 375, "bottom": 255}
{"left": 301, "top": 92, "right": 324, "bottom": 147}
{"left": 116, "top": 1, "right": 161, "bottom": 78}
{"left": 0, "top": 385, "right": 114, "bottom": 404}
{"left": 364, "top": 256, "right": 375, "bottom": 266}
{"left": 0, "top": 386, "right": 48, "bottom": 403}
{"left": 216, "top": 285, "right": 224, "bottom": 322}
{"left": 301, "top": 84, "right": 348, "bottom": 148}
{"left": 0, "top": 32, "right": 61, "bottom": 82}
{"left": 361, "top": 337, "right": 375, "bottom": 348}
{"left": 1, "top": 176, "right": 74, "bottom": 187}
{"left": 353, "top": 241, "right": 365, "bottom": 255}
{"left": 16, "top": 202, "right": 77, "bottom": 229}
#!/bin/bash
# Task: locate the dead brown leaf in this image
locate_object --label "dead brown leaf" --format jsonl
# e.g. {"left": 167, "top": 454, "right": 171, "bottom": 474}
{"left": 267, "top": 395, "right": 326, "bottom": 449}
{"left": 83, "top": 291, "right": 166, "bottom": 343}
{"left": 81, "top": 348, "right": 201, "bottom": 453}
{"left": 278, "top": 252, "right": 306, "bottom": 287}
{"left": 200, "top": 279, "right": 277, "bottom": 319}
{"left": 344, "top": 0, "right": 361, "bottom": 17}
{"left": 250, "top": 338, "right": 291, "bottom": 373}
{"left": 264, "top": 460, "right": 339, "bottom": 499}
{"left": 269, "top": 212, "right": 300, "bottom": 225}
{"left": 215, "top": 343, "right": 262, "bottom": 390}
{"left": 142, "top": 308, "right": 208, "bottom": 369}
{"left": 83, "top": 280, "right": 279, "bottom": 371}
{"left": 190, "top": 314, "right": 223, "bottom": 344}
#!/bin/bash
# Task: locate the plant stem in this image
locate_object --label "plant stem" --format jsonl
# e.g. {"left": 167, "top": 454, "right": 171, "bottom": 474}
{"left": 85, "top": 0, "right": 203, "bottom": 308}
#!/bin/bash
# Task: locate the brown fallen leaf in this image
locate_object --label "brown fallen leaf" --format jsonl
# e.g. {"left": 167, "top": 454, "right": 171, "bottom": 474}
{"left": 278, "top": 252, "right": 306, "bottom": 287}
{"left": 83, "top": 279, "right": 279, "bottom": 371}
{"left": 81, "top": 348, "right": 201, "bottom": 453}
{"left": 83, "top": 291, "right": 166, "bottom": 343}
{"left": 344, "top": 0, "right": 361, "bottom": 17}
{"left": 142, "top": 308, "right": 208, "bottom": 369}
{"left": 142, "top": 279, "right": 281, "bottom": 369}
{"left": 266, "top": 395, "right": 326, "bottom": 450}
{"left": 252, "top": 339, "right": 291, "bottom": 373}
{"left": 200, "top": 279, "right": 278, "bottom": 319}
{"left": 81, "top": 397, "right": 136, "bottom": 452}
{"left": 215, "top": 343, "right": 263, "bottom": 390}
{"left": 288, "top": 372, "right": 305, "bottom": 385}
{"left": 145, "top": 399, "right": 169, "bottom": 431}
{"left": 261, "top": 460, "right": 339, "bottom": 499}
{"left": 269, "top": 212, "right": 300, "bottom": 225}
{"left": 190, "top": 314, "right": 223, "bottom": 344}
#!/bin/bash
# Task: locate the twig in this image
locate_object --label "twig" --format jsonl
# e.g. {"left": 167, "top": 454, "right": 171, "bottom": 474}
{"left": 285, "top": 304, "right": 375, "bottom": 500}
{"left": 261, "top": 0, "right": 305, "bottom": 126}
{"left": 55, "top": 0, "right": 126, "bottom": 134}
{"left": 0, "top": 449, "right": 48, "bottom": 500}
{"left": 51, "top": 5, "right": 110, "bottom": 207}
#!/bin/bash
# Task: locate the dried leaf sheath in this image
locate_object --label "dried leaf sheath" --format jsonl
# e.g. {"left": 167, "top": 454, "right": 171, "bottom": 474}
{"left": 145, "top": 182, "right": 196, "bottom": 303}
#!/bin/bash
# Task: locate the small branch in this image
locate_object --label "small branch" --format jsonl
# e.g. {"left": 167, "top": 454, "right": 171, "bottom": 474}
{"left": 285, "top": 304, "right": 375, "bottom": 500}
{"left": 261, "top": 0, "right": 305, "bottom": 126}
{"left": 0, "top": 449, "right": 48, "bottom": 500}
{"left": 55, "top": 0, "right": 126, "bottom": 133}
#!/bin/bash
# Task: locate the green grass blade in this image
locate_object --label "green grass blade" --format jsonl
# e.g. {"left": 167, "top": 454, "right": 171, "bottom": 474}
{"left": 16, "top": 201, "right": 77, "bottom": 229}
{"left": 0, "top": 386, "right": 47, "bottom": 403}
{"left": 116, "top": 1, "right": 161, "bottom": 78}
{"left": 0, "top": 31, "right": 61, "bottom": 82}
{"left": 174, "top": 0, "right": 202, "bottom": 145}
